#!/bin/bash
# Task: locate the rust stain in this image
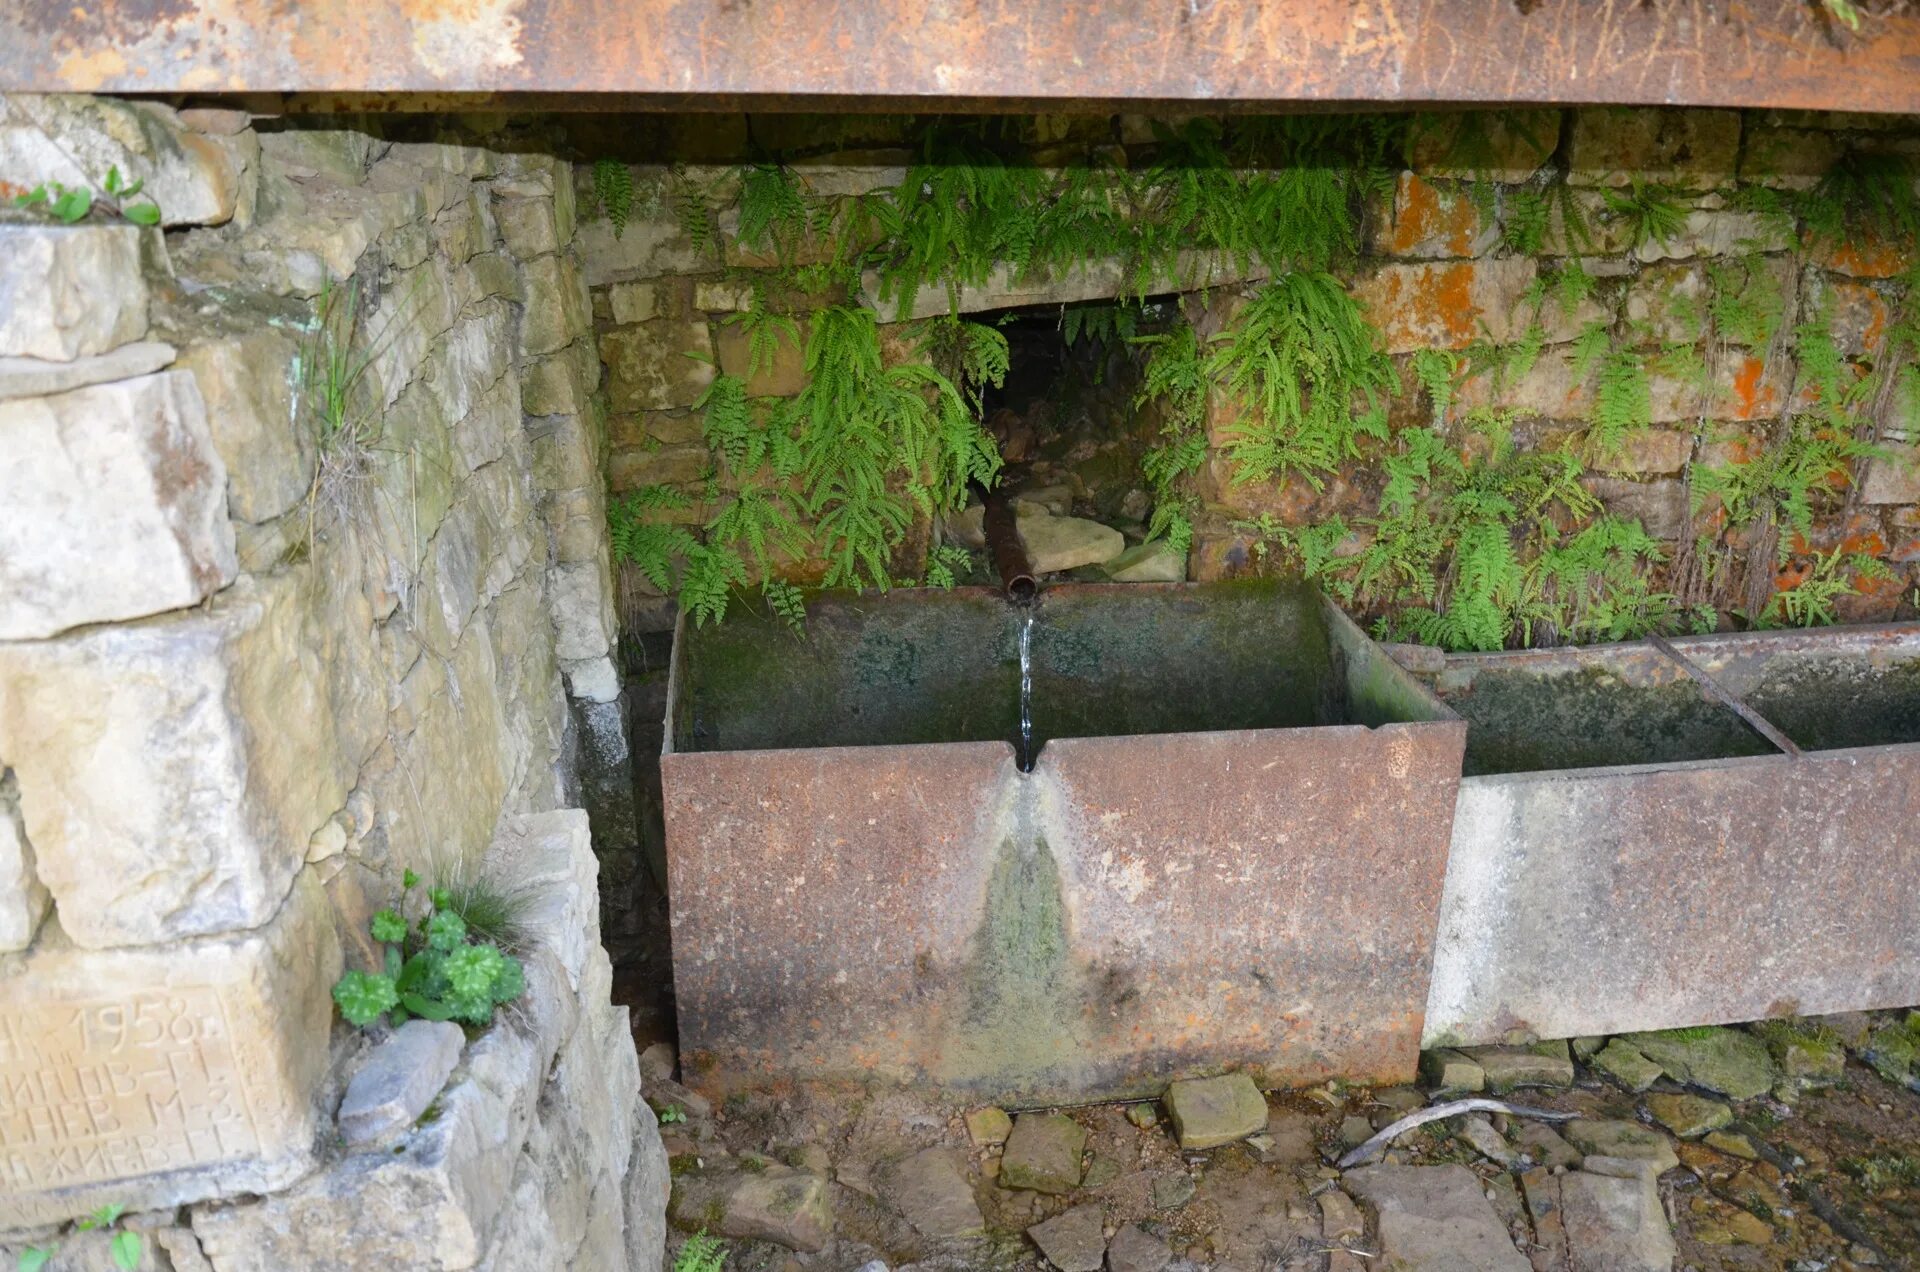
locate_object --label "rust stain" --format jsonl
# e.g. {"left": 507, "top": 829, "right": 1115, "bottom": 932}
{"left": 4, "top": 0, "right": 1920, "bottom": 107}
{"left": 1727, "top": 355, "right": 1778, "bottom": 420}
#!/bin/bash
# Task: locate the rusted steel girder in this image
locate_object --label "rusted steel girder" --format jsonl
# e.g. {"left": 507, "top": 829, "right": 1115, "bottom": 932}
{"left": 4, "top": 0, "right": 1920, "bottom": 114}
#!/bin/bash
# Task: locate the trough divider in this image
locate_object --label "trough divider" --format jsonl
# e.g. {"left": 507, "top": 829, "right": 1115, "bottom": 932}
{"left": 1647, "top": 633, "right": 1801, "bottom": 758}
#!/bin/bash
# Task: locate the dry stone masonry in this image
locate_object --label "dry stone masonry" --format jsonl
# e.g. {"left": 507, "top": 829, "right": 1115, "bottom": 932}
{"left": 0, "top": 94, "right": 660, "bottom": 1270}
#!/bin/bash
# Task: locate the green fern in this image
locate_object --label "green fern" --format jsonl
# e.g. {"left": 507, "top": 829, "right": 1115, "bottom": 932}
{"left": 1210, "top": 273, "right": 1392, "bottom": 489}
{"left": 922, "top": 544, "right": 974, "bottom": 590}
{"left": 1410, "top": 348, "right": 1460, "bottom": 423}
{"left": 1705, "top": 255, "right": 1784, "bottom": 348}
{"left": 673, "top": 1230, "right": 728, "bottom": 1272}
{"left": 735, "top": 164, "right": 811, "bottom": 263}
{"left": 1762, "top": 549, "right": 1893, "bottom": 627}
{"left": 723, "top": 300, "right": 803, "bottom": 382}
{"left": 1604, "top": 182, "right": 1689, "bottom": 254}
{"left": 592, "top": 160, "right": 633, "bottom": 239}
{"left": 760, "top": 579, "right": 807, "bottom": 631}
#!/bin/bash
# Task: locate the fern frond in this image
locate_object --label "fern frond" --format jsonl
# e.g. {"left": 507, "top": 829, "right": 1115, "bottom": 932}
{"left": 592, "top": 160, "right": 633, "bottom": 239}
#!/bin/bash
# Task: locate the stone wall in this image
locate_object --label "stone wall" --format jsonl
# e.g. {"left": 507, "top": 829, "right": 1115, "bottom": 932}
{"left": 0, "top": 95, "right": 660, "bottom": 1269}
{"left": 582, "top": 108, "right": 1920, "bottom": 633}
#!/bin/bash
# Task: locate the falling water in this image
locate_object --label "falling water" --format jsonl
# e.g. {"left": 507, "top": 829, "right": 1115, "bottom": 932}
{"left": 1017, "top": 604, "right": 1036, "bottom": 773}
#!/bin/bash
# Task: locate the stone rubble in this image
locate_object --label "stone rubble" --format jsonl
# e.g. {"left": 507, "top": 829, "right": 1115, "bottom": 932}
{"left": 336, "top": 1018, "right": 467, "bottom": 1146}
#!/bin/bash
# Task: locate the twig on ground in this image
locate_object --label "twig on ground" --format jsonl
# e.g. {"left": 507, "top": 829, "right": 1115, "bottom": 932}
{"left": 1336, "top": 1097, "right": 1579, "bottom": 1169}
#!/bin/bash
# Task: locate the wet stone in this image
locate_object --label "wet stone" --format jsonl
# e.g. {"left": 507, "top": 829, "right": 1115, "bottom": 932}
{"left": 965, "top": 1106, "right": 1012, "bottom": 1147}
{"left": 1726, "top": 1208, "right": 1774, "bottom": 1245}
{"left": 1645, "top": 1092, "right": 1732, "bottom": 1139}
{"left": 1557, "top": 1168, "right": 1678, "bottom": 1272}
{"left": 1105, "top": 1223, "right": 1171, "bottom": 1272}
{"left": 1462, "top": 1045, "right": 1575, "bottom": 1093}
{"left": 1626, "top": 1027, "right": 1776, "bottom": 1100}
{"left": 1164, "top": 1073, "right": 1268, "bottom": 1149}
{"left": 1027, "top": 1203, "right": 1105, "bottom": 1272}
{"left": 1565, "top": 1120, "right": 1679, "bottom": 1175}
{"left": 1593, "top": 1039, "right": 1665, "bottom": 1093}
{"left": 1704, "top": 1130, "right": 1760, "bottom": 1160}
{"left": 999, "top": 1112, "right": 1087, "bottom": 1195}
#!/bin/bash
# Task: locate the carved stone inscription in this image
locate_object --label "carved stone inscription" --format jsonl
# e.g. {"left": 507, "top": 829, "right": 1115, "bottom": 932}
{"left": 0, "top": 987, "right": 261, "bottom": 1192}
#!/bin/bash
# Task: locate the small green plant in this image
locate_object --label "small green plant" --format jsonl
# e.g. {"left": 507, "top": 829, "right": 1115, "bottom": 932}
{"left": 1603, "top": 182, "right": 1688, "bottom": 254}
{"left": 592, "top": 159, "right": 633, "bottom": 238}
{"left": 12, "top": 165, "right": 160, "bottom": 225}
{"left": 1760, "top": 549, "right": 1894, "bottom": 628}
{"left": 673, "top": 1231, "right": 727, "bottom": 1272}
{"left": 656, "top": 1103, "right": 687, "bottom": 1125}
{"left": 921, "top": 544, "right": 974, "bottom": 590}
{"left": 331, "top": 869, "right": 526, "bottom": 1029}
{"left": 1821, "top": 0, "right": 1864, "bottom": 30}
{"left": 18, "top": 1205, "right": 144, "bottom": 1271}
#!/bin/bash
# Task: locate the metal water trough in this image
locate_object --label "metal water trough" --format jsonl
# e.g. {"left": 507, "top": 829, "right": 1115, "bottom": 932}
{"left": 1422, "top": 623, "right": 1920, "bottom": 1047}
{"left": 661, "top": 581, "right": 1465, "bottom": 1105}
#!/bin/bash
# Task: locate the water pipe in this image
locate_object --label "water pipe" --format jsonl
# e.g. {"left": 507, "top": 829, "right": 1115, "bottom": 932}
{"left": 981, "top": 490, "right": 1037, "bottom": 603}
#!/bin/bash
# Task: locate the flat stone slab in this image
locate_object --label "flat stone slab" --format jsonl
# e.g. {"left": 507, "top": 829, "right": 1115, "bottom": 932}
{"left": 1105, "top": 1223, "right": 1171, "bottom": 1272}
{"left": 1104, "top": 539, "right": 1186, "bottom": 583}
{"left": 1420, "top": 1048, "right": 1486, "bottom": 1093}
{"left": 1344, "top": 1164, "right": 1530, "bottom": 1271}
{"left": 1626, "top": 1028, "right": 1776, "bottom": 1100}
{"left": 0, "top": 341, "right": 175, "bottom": 401}
{"left": 875, "top": 1147, "right": 984, "bottom": 1239}
{"left": 1165, "top": 1073, "right": 1268, "bottom": 1149}
{"left": 1027, "top": 1203, "right": 1105, "bottom": 1272}
{"left": 1646, "top": 1092, "right": 1732, "bottom": 1139}
{"left": 965, "top": 1106, "right": 1012, "bottom": 1146}
{"left": 1014, "top": 508, "right": 1125, "bottom": 574}
{"left": 1593, "top": 1039, "right": 1664, "bottom": 1093}
{"left": 338, "top": 1019, "right": 466, "bottom": 1146}
{"left": 1000, "top": 1112, "right": 1087, "bottom": 1195}
{"left": 1461, "top": 1044, "right": 1575, "bottom": 1092}
{"left": 1558, "top": 1169, "right": 1678, "bottom": 1272}
{"left": 1565, "top": 1119, "right": 1679, "bottom": 1175}
{"left": 669, "top": 1168, "right": 834, "bottom": 1252}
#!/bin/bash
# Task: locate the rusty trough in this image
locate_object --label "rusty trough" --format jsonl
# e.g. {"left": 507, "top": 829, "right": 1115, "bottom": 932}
{"left": 1422, "top": 623, "right": 1920, "bottom": 1047}
{"left": 661, "top": 581, "right": 1466, "bottom": 1105}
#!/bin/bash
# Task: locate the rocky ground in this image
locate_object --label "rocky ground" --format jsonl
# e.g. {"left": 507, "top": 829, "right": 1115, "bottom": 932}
{"left": 639, "top": 1012, "right": 1920, "bottom": 1271}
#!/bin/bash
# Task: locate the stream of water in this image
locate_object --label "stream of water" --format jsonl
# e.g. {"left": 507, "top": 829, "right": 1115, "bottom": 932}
{"left": 1017, "top": 603, "right": 1036, "bottom": 773}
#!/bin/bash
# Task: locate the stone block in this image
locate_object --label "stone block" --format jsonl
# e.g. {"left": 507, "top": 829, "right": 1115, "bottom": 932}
{"left": 496, "top": 195, "right": 562, "bottom": 259}
{"left": 1344, "top": 1165, "right": 1530, "bottom": 1272}
{"left": 1026, "top": 1204, "right": 1105, "bottom": 1272}
{"left": 1354, "top": 257, "right": 1537, "bottom": 353}
{"left": 521, "top": 253, "right": 592, "bottom": 357}
{"left": 1739, "top": 126, "right": 1845, "bottom": 190}
{"left": 1555, "top": 1169, "right": 1677, "bottom": 1272}
{"left": 608, "top": 444, "right": 711, "bottom": 493}
{"left": 1592, "top": 1039, "right": 1664, "bottom": 1092}
{"left": 713, "top": 315, "right": 808, "bottom": 397}
{"left": 1372, "top": 172, "right": 1498, "bottom": 259}
{"left": 1567, "top": 107, "right": 1742, "bottom": 191}
{"left": 0, "top": 371, "right": 236, "bottom": 640}
{"left": 1625, "top": 1026, "right": 1776, "bottom": 1099}
{"left": 522, "top": 338, "right": 601, "bottom": 417}
{"left": 1419, "top": 1048, "right": 1485, "bottom": 1093}
{"left": 1104, "top": 539, "right": 1186, "bottom": 583}
{"left": 0, "top": 772, "right": 49, "bottom": 952}
{"left": 608, "top": 281, "right": 661, "bottom": 324}
{"left": 338, "top": 1020, "right": 467, "bottom": 1146}
{"left": 0, "top": 872, "right": 338, "bottom": 1227}
{"left": 1460, "top": 1045, "right": 1575, "bottom": 1092}
{"left": 0, "top": 340, "right": 174, "bottom": 402}
{"left": 0, "top": 573, "right": 352, "bottom": 947}
{"left": 0, "top": 96, "right": 244, "bottom": 227}
{"left": 1564, "top": 1120, "right": 1679, "bottom": 1174}
{"left": 1582, "top": 477, "right": 1690, "bottom": 539}
{"left": 693, "top": 279, "right": 755, "bottom": 312}
{"left": 577, "top": 212, "right": 712, "bottom": 286}
{"left": 1592, "top": 428, "right": 1694, "bottom": 476}
{"left": 1408, "top": 109, "right": 1560, "bottom": 184}
{"left": 548, "top": 558, "right": 619, "bottom": 665}
{"left": 1457, "top": 345, "right": 1594, "bottom": 420}
{"left": 1623, "top": 262, "right": 1709, "bottom": 343}
{"left": 603, "top": 320, "right": 716, "bottom": 412}
{"left": 1812, "top": 227, "right": 1912, "bottom": 279}
{"left": 1164, "top": 1073, "right": 1268, "bottom": 1149}
{"left": 999, "top": 1112, "right": 1086, "bottom": 1194}
{"left": 0, "top": 225, "right": 149, "bottom": 360}
{"left": 1634, "top": 209, "right": 1791, "bottom": 263}
{"left": 173, "top": 318, "right": 311, "bottom": 524}
{"left": 1014, "top": 507, "right": 1126, "bottom": 573}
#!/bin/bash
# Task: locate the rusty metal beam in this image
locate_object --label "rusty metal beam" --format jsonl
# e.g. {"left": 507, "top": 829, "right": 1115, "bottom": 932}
{"left": 3, "top": 1, "right": 1919, "bottom": 114}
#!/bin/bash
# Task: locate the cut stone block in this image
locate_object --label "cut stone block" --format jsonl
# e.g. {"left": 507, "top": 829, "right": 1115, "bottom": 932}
{"left": 0, "top": 871, "right": 339, "bottom": 1227}
{"left": 1626, "top": 1027, "right": 1776, "bottom": 1100}
{"left": 1344, "top": 1164, "right": 1530, "bottom": 1272}
{"left": 602, "top": 319, "right": 716, "bottom": 411}
{"left": 1353, "top": 257, "right": 1537, "bottom": 353}
{"left": 338, "top": 1020, "right": 467, "bottom": 1146}
{"left": 1420, "top": 1048, "right": 1486, "bottom": 1093}
{"left": 0, "top": 340, "right": 174, "bottom": 402}
{"left": 1461, "top": 1044, "right": 1575, "bottom": 1092}
{"left": 1593, "top": 1039, "right": 1664, "bottom": 1093}
{"left": 1564, "top": 1119, "right": 1679, "bottom": 1175}
{"left": 1164, "top": 1073, "right": 1268, "bottom": 1149}
{"left": 999, "top": 1112, "right": 1087, "bottom": 1194}
{"left": 1567, "top": 107, "right": 1742, "bottom": 191}
{"left": 0, "top": 573, "right": 352, "bottom": 947}
{"left": 1014, "top": 508, "right": 1125, "bottom": 574}
{"left": 0, "top": 224, "right": 149, "bottom": 360}
{"left": 1556, "top": 1168, "right": 1678, "bottom": 1272}
{"left": 0, "top": 771, "right": 50, "bottom": 952}
{"left": 0, "top": 370, "right": 236, "bottom": 641}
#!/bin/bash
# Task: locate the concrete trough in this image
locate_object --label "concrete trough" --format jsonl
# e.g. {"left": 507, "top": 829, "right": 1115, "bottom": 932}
{"left": 661, "top": 581, "right": 1466, "bottom": 1105}
{"left": 1423, "top": 623, "right": 1920, "bottom": 1047}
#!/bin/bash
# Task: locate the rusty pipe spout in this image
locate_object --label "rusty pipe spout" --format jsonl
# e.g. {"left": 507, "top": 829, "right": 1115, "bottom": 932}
{"left": 981, "top": 490, "right": 1037, "bottom": 603}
